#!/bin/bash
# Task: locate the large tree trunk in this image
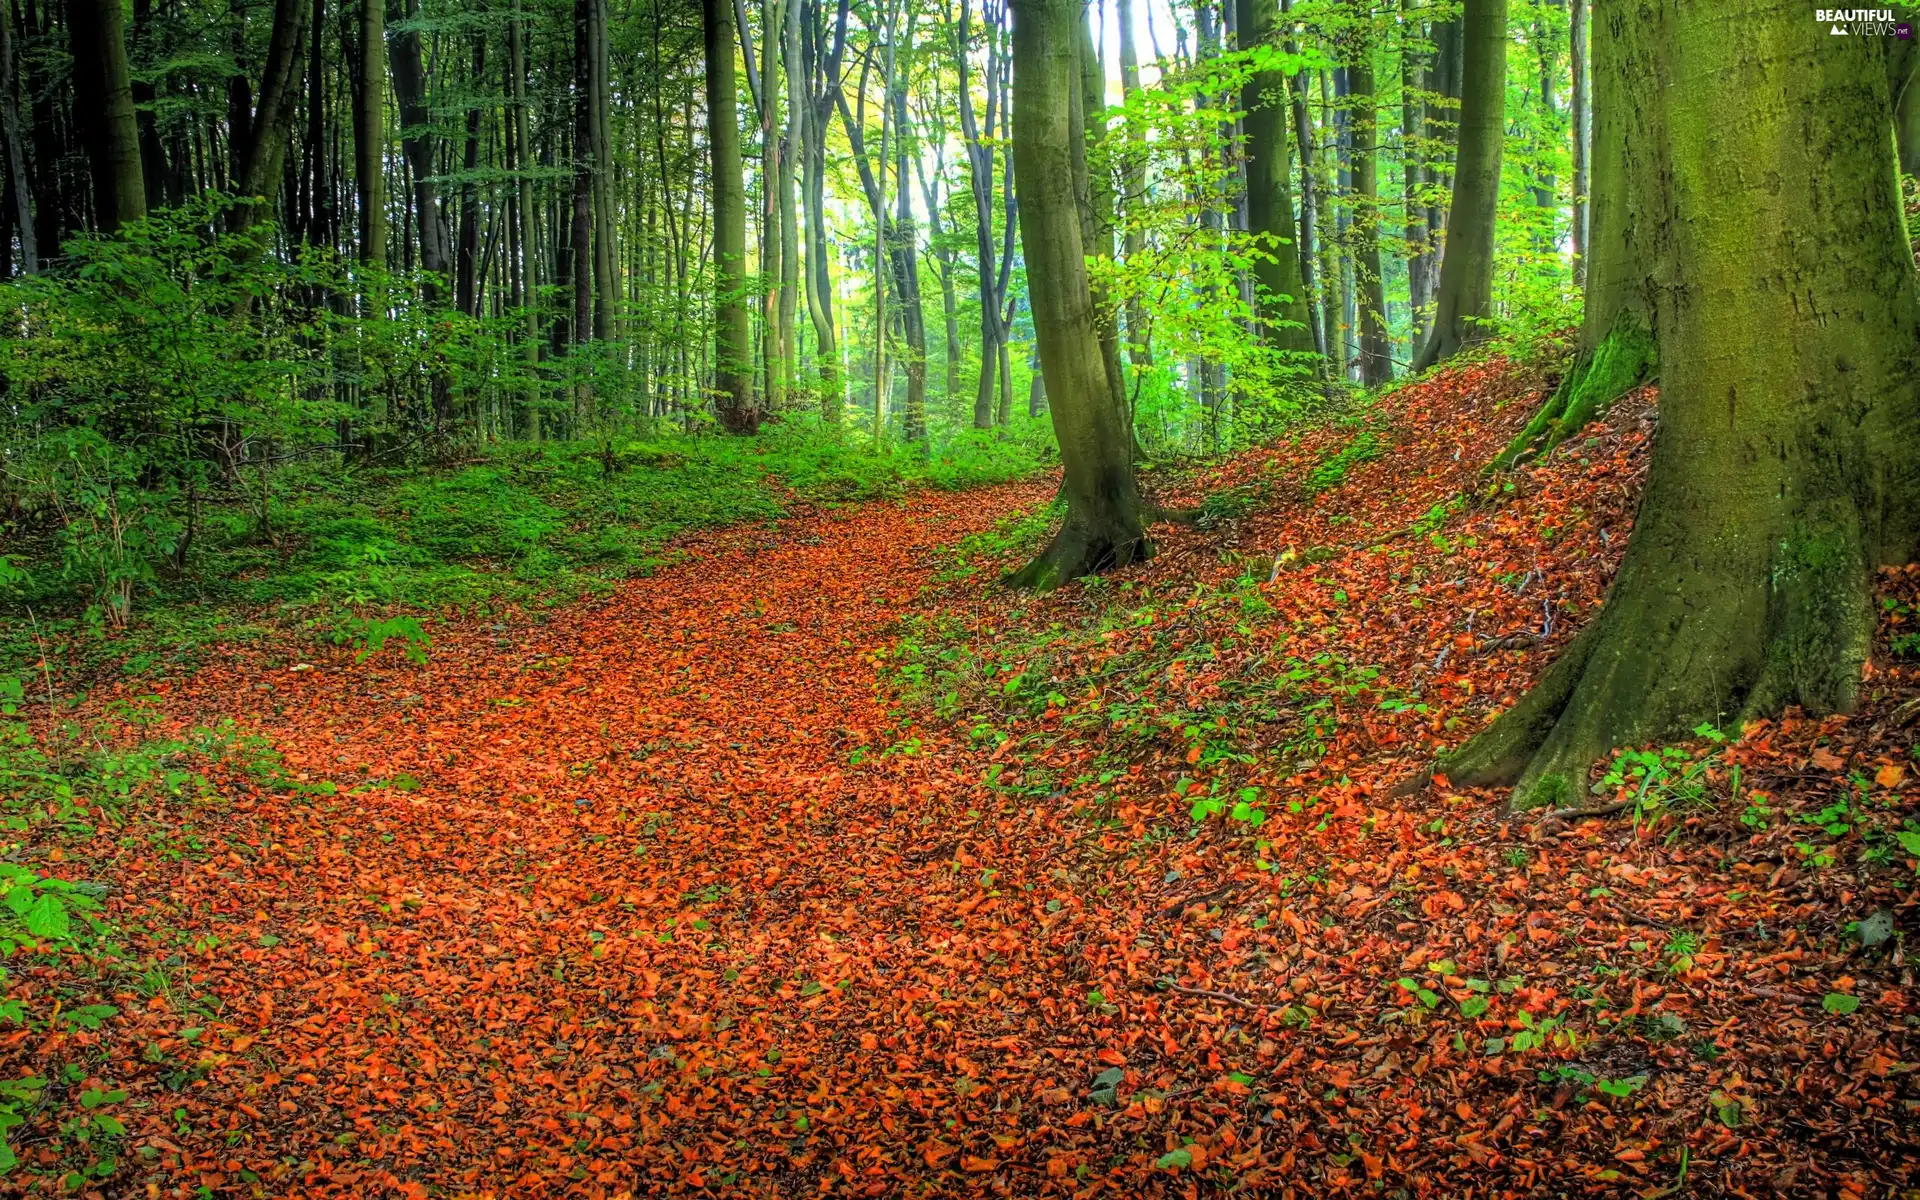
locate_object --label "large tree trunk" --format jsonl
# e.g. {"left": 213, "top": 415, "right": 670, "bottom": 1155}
{"left": 706, "top": 0, "right": 756, "bottom": 431}
{"left": 1007, "top": 0, "right": 1150, "bottom": 589}
{"left": 353, "top": 0, "right": 385, "bottom": 264}
{"left": 1413, "top": 0, "right": 1501, "bottom": 371}
{"left": 70, "top": 0, "right": 146, "bottom": 231}
{"left": 1442, "top": 0, "right": 1920, "bottom": 807}
{"left": 1237, "top": 0, "right": 1314, "bottom": 357}
{"left": 1074, "top": 6, "right": 1126, "bottom": 423}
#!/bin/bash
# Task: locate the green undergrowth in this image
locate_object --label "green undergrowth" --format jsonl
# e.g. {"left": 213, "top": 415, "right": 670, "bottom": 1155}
{"left": 0, "top": 673, "right": 293, "bottom": 1178}
{"left": 2, "top": 419, "right": 1053, "bottom": 685}
{"left": 881, "top": 562, "right": 1417, "bottom": 836}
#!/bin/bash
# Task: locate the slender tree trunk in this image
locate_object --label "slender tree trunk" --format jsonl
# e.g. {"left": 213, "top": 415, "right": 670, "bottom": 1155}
{"left": 390, "top": 0, "right": 448, "bottom": 285}
{"left": 354, "top": 0, "right": 385, "bottom": 264}
{"left": 706, "top": 0, "right": 756, "bottom": 430}
{"left": 71, "top": 0, "right": 147, "bottom": 231}
{"left": 457, "top": 33, "right": 486, "bottom": 316}
{"left": 1413, "top": 0, "right": 1504, "bottom": 370}
{"left": 779, "top": 0, "right": 802, "bottom": 403}
{"left": 590, "top": 0, "right": 617, "bottom": 340}
{"left": 1569, "top": 0, "right": 1587, "bottom": 285}
{"left": 0, "top": 0, "right": 36, "bottom": 272}
{"left": 1400, "top": 0, "right": 1428, "bottom": 342}
{"left": 1115, "top": 0, "right": 1152, "bottom": 368}
{"left": 510, "top": 0, "right": 542, "bottom": 436}
{"left": 231, "top": 0, "right": 310, "bottom": 222}
{"left": 1444, "top": 0, "right": 1920, "bottom": 808}
{"left": 1238, "top": 0, "right": 1315, "bottom": 359}
{"left": 1007, "top": 0, "right": 1150, "bottom": 589}
{"left": 1346, "top": 25, "right": 1391, "bottom": 385}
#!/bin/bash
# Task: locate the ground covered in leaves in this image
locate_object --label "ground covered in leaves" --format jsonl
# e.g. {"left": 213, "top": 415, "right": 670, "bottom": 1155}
{"left": 4, "top": 360, "right": 1918, "bottom": 1197}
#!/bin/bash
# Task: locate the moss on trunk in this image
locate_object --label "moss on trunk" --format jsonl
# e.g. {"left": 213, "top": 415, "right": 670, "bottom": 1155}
{"left": 1446, "top": 0, "right": 1920, "bottom": 807}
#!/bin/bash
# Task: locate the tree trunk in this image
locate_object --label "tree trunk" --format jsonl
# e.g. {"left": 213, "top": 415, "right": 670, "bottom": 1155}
{"left": 1442, "top": 0, "right": 1920, "bottom": 808}
{"left": 354, "top": 0, "right": 385, "bottom": 264}
{"left": 1412, "top": 0, "right": 1503, "bottom": 371}
{"left": 1346, "top": 26, "right": 1391, "bottom": 385}
{"left": 1400, "top": 0, "right": 1427, "bottom": 343}
{"left": 1492, "top": 0, "right": 1651, "bottom": 468}
{"left": 390, "top": 0, "right": 448, "bottom": 285}
{"left": 777, "top": 0, "right": 802, "bottom": 405}
{"left": 1115, "top": 0, "right": 1152, "bottom": 368}
{"left": 1238, "top": 0, "right": 1314, "bottom": 358}
{"left": 1007, "top": 0, "right": 1150, "bottom": 589}
{"left": 1569, "top": 0, "right": 1587, "bottom": 285}
{"left": 706, "top": 0, "right": 756, "bottom": 431}
{"left": 71, "top": 0, "right": 147, "bottom": 231}
{"left": 0, "top": 0, "right": 36, "bottom": 272}
{"left": 232, "top": 0, "right": 310, "bottom": 222}
{"left": 1075, "top": 6, "right": 1126, "bottom": 423}
{"left": 457, "top": 33, "right": 486, "bottom": 316}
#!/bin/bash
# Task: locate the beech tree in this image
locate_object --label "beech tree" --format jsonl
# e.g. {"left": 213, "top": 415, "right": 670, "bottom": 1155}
{"left": 1443, "top": 0, "right": 1920, "bottom": 804}
{"left": 1005, "top": 0, "right": 1149, "bottom": 588}
{"left": 1414, "top": 0, "right": 1504, "bottom": 370}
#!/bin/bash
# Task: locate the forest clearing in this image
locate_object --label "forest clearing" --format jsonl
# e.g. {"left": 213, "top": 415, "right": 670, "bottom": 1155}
{"left": 5, "top": 0, "right": 1920, "bottom": 1193}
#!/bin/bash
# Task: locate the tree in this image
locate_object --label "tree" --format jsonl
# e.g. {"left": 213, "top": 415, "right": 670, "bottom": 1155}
{"left": 1006, "top": 0, "right": 1150, "bottom": 589}
{"left": 706, "top": 0, "right": 757, "bottom": 431}
{"left": 1342, "top": 10, "right": 1391, "bottom": 386}
{"left": 1491, "top": 0, "right": 1651, "bottom": 468}
{"left": 70, "top": 0, "right": 147, "bottom": 232}
{"left": 1237, "top": 0, "right": 1314, "bottom": 357}
{"left": 1440, "top": 0, "right": 1920, "bottom": 805}
{"left": 1412, "top": 0, "right": 1502, "bottom": 371}
{"left": 353, "top": 0, "right": 385, "bottom": 265}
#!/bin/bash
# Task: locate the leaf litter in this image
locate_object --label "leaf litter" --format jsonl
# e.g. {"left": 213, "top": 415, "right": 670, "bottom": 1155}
{"left": 4, "top": 359, "right": 1916, "bottom": 1197}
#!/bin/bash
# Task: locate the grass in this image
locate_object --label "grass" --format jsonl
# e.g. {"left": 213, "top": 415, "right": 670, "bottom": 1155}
{"left": 1, "top": 416, "right": 1055, "bottom": 685}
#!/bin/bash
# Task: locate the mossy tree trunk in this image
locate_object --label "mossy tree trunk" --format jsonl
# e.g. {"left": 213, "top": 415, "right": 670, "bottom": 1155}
{"left": 1007, "top": 0, "right": 1150, "bottom": 590}
{"left": 1412, "top": 0, "right": 1504, "bottom": 371}
{"left": 72, "top": 0, "right": 148, "bottom": 232}
{"left": 1493, "top": 0, "right": 1652, "bottom": 469}
{"left": 705, "top": 0, "right": 757, "bottom": 433}
{"left": 1445, "top": 0, "right": 1920, "bottom": 807}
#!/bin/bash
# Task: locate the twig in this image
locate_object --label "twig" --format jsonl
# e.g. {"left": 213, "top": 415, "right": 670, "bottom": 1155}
{"left": 1160, "top": 884, "right": 1238, "bottom": 917}
{"left": 1542, "top": 800, "right": 1631, "bottom": 823}
{"left": 1609, "top": 901, "right": 1671, "bottom": 931}
{"left": 1164, "top": 983, "right": 1289, "bottom": 1012}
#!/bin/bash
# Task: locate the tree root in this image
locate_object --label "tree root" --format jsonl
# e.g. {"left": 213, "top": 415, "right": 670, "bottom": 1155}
{"left": 1490, "top": 318, "right": 1655, "bottom": 472}
{"left": 1006, "top": 514, "right": 1152, "bottom": 591}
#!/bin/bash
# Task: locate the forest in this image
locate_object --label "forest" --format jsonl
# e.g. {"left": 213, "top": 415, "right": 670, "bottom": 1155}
{"left": 1, "top": 0, "right": 1919, "bottom": 1192}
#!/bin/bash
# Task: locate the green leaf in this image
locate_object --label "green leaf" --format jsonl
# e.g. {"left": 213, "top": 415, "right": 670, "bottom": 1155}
{"left": 1822, "top": 992, "right": 1860, "bottom": 1015}
{"left": 1459, "top": 996, "right": 1490, "bottom": 1018}
{"left": 23, "top": 893, "right": 69, "bottom": 940}
{"left": 1154, "top": 1148, "right": 1192, "bottom": 1171}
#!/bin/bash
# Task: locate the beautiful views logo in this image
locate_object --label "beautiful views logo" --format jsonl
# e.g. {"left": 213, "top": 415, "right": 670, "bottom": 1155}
{"left": 1816, "top": 7, "right": 1911, "bottom": 34}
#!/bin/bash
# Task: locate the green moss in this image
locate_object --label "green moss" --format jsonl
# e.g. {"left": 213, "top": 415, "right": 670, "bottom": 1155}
{"left": 1493, "top": 318, "right": 1656, "bottom": 470}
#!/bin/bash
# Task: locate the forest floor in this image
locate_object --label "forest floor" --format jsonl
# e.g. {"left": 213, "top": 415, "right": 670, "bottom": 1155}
{"left": 6, "top": 359, "right": 1919, "bottom": 1198}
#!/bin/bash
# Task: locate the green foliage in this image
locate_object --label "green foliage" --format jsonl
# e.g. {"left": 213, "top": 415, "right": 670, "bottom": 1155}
{"left": 1302, "top": 430, "right": 1383, "bottom": 498}
{"left": 1595, "top": 725, "right": 1726, "bottom": 827}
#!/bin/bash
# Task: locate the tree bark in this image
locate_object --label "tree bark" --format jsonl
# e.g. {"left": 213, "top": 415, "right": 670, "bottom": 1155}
{"left": 1007, "top": 0, "right": 1150, "bottom": 589}
{"left": 232, "top": 0, "right": 310, "bottom": 222}
{"left": 1569, "top": 0, "right": 1587, "bottom": 285}
{"left": 706, "top": 0, "right": 756, "bottom": 431}
{"left": 1443, "top": 0, "right": 1920, "bottom": 808}
{"left": 1492, "top": 0, "right": 1651, "bottom": 468}
{"left": 354, "top": 0, "right": 386, "bottom": 264}
{"left": 1115, "top": 0, "right": 1152, "bottom": 368}
{"left": 457, "top": 34, "right": 486, "bottom": 316}
{"left": 1412, "top": 0, "right": 1503, "bottom": 371}
{"left": 1238, "top": 0, "right": 1315, "bottom": 358}
{"left": 71, "top": 0, "right": 147, "bottom": 231}
{"left": 1345, "top": 21, "right": 1391, "bottom": 385}
{"left": 0, "top": 0, "right": 36, "bottom": 272}
{"left": 390, "top": 0, "right": 448, "bottom": 285}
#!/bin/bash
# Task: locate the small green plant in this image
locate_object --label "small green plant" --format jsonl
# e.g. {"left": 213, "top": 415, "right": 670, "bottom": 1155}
{"left": 1302, "top": 431, "right": 1383, "bottom": 499}
{"left": 1663, "top": 929, "right": 1702, "bottom": 974}
{"left": 1596, "top": 724, "right": 1726, "bottom": 826}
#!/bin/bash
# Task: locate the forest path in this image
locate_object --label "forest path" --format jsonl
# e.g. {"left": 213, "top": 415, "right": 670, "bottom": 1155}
{"left": 132, "top": 478, "right": 1074, "bottom": 1196}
